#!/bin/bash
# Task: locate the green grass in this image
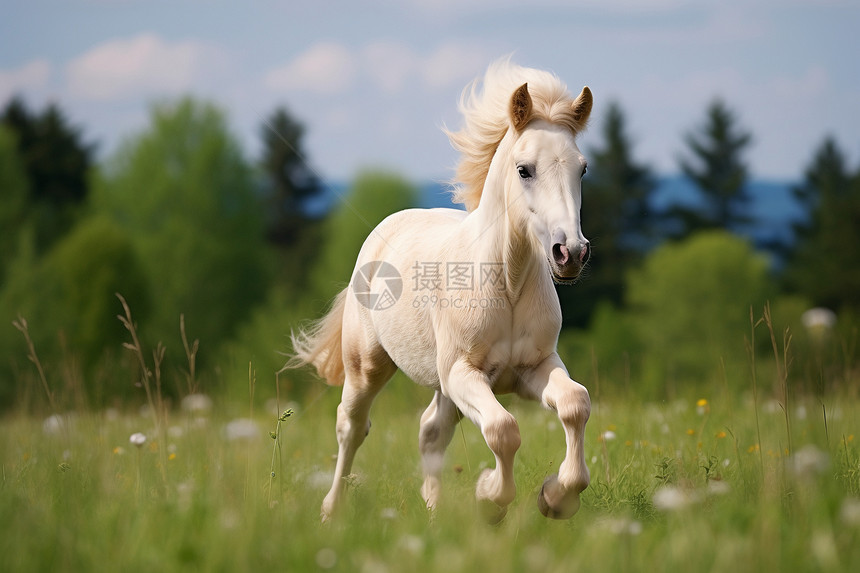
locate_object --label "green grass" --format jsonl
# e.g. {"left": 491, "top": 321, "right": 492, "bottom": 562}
{"left": 2, "top": 383, "right": 860, "bottom": 573}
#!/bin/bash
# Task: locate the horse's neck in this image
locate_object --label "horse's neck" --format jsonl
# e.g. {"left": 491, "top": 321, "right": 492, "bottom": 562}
{"left": 471, "top": 179, "right": 545, "bottom": 305}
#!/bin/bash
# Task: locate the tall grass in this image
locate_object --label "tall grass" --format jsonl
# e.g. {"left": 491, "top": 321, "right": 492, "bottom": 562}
{"left": 2, "top": 303, "right": 859, "bottom": 572}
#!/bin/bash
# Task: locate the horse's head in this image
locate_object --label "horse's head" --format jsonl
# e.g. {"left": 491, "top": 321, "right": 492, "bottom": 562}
{"left": 506, "top": 83, "right": 593, "bottom": 283}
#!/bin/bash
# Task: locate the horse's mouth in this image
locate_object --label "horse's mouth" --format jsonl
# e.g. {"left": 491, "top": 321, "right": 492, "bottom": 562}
{"left": 550, "top": 262, "right": 583, "bottom": 285}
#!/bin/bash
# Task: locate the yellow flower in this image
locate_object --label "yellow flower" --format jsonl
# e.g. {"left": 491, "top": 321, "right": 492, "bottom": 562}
{"left": 686, "top": 428, "right": 696, "bottom": 436}
{"left": 168, "top": 453, "right": 177, "bottom": 461}
{"left": 696, "top": 399, "right": 708, "bottom": 407}
{"left": 716, "top": 431, "right": 727, "bottom": 439}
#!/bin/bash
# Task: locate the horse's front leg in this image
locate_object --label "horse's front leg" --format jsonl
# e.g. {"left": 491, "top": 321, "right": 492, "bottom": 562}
{"left": 519, "top": 353, "right": 591, "bottom": 519}
{"left": 443, "top": 360, "right": 521, "bottom": 523}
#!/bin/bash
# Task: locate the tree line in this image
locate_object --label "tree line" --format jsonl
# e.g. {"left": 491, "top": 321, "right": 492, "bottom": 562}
{"left": 0, "top": 93, "right": 857, "bottom": 407}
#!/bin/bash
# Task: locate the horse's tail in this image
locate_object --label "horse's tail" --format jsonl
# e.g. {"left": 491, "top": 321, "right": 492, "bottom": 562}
{"left": 286, "top": 289, "right": 347, "bottom": 386}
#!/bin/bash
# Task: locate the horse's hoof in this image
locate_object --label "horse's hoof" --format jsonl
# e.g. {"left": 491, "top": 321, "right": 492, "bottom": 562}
{"left": 538, "top": 474, "right": 580, "bottom": 520}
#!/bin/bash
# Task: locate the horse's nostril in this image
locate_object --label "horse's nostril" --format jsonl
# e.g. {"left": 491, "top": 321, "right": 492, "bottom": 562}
{"left": 580, "top": 243, "right": 591, "bottom": 263}
{"left": 552, "top": 243, "right": 569, "bottom": 266}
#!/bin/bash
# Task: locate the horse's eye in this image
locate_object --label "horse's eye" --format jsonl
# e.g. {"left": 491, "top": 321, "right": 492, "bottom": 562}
{"left": 517, "top": 165, "right": 532, "bottom": 179}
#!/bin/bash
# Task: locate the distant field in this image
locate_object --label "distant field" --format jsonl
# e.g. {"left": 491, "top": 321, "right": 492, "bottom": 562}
{"left": 2, "top": 383, "right": 858, "bottom": 572}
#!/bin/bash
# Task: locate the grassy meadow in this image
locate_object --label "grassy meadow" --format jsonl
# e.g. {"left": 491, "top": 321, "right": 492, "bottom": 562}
{"left": 2, "top": 360, "right": 860, "bottom": 573}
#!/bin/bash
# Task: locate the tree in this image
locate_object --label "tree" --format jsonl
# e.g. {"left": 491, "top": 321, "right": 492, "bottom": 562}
{"left": 93, "top": 98, "right": 272, "bottom": 351}
{"left": 0, "top": 126, "right": 28, "bottom": 281}
{"left": 259, "top": 107, "right": 323, "bottom": 245}
{"left": 784, "top": 137, "right": 860, "bottom": 312}
{"left": 558, "top": 102, "right": 657, "bottom": 327}
{"left": 312, "top": 171, "right": 418, "bottom": 300}
{"left": 259, "top": 107, "right": 325, "bottom": 294}
{"left": 0, "top": 216, "right": 150, "bottom": 406}
{"left": 627, "top": 231, "right": 772, "bottom": 386}
{"left": 673, "top": 99, "right": 752, "bottom": 236}
{"left": 1, "top": 97, "right": 94, "bottom": 253}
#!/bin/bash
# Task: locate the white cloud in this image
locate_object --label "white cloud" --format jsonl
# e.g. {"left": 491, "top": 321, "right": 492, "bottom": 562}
{"left": 65, "top": 33, "right": 225, "bottom": 101}
{"left": 362, "top": 41, "right": 419, "bottom": 94}
{"left": 264, "top": 42, "right": 357, "bottom": 95}
{"left": 265, "top": 40, "right": 489, "bottom": 97}
{"left": 0, "top": 60, "right": 52, "bottom": 102}
{"left": 422, "top": 42, "right": 489, "bottom": 90}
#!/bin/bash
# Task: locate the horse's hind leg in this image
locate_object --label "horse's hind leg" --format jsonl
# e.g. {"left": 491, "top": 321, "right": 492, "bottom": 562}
{"left": 321, "top": 343, "right": 396, "bottom": 521}
{"left": 418, "top": 391, "right": 460, "bottom": 511}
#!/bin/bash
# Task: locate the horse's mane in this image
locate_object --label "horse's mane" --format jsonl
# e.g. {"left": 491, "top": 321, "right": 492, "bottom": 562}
{"left": 445, "top": 58, "right": 589, "bottom": 212}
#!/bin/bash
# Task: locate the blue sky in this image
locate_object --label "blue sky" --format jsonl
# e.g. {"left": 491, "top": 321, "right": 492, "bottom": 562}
{"left": 2, "top": 0, "right": 858, "bottom": 182}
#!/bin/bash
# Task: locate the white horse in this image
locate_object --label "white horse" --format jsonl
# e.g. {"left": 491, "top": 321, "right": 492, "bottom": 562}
{"left": 290, "top": 59, "right": 593, "bottom": 522}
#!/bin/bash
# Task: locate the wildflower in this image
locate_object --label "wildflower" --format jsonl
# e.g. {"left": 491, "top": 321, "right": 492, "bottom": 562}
{"left": 181, "top": 393, "right": 213, "bottom": 413}
{"left": 168, "top": 453, "right": 177, "bottom": 461}
{"left": 653, "top": 486, "right": 700, "bottom": 512}
{"left": 601, "top": 517, "right": 643, "bottom": 536}
{"left": 43, "top": 414, "right": 69, "bottom": 436}
{"left": 707, "top": 480, "right": 731, "bottom": 496}
{"left": 129, "top": 432, "right": 147, "bottom": 448}
{"left": 316, "top": 548, "right": 338, "bottom": 569}
{"left": 696, "top": 399, "right": 709, "bottom": 416}
{"left": 747, "top": 444, "right": 760, "bottom": 453}
{"left": 601, "top": 430, "right": 617, "bottom": 442}
{"left": 686, "top": 429, "right": 696, "bottom": 436}
{"left": 839, "top": 498, "right": 860, "bottom": 526}
{"left": 790, "top": 445, "right": 830, "bottom": 479}
{"left": 801, "top": 307, "right": 836, "bottom": 332}
{"left": 716, "top": 431, "right": 727, "bottom": 439}
{"left": 223, "top": 418, "right": 260, "bottom": 442}
{"left": 113, "top": 446, "right": 125, "bottom": 455}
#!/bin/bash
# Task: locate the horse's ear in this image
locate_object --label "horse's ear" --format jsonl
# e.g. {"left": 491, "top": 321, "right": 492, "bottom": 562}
{"left": 571, "top": 86, "right": 593, "bottom": 129}
{"left": 510, "top": 83, "right": 533, "bottom": 132}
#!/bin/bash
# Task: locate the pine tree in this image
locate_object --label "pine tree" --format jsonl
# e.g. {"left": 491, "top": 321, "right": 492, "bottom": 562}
{"left": 784, "top": 137, "right": 860, "bottom": 312}
{"left": 673, "top": 99, "right": 752, "bottom": 235}
{"left": 259, "top": 107, "right": 323, "bottom": 245}
{"left": 1, "top": 97, "right": 94, "bottom": 253}
{"left": 557, "top": 101, "right": 656, "bottom": 327}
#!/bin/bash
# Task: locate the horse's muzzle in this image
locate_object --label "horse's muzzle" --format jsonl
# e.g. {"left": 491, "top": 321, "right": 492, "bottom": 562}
{"left": 550, "top": 240, "right": 590, "bottom": 283}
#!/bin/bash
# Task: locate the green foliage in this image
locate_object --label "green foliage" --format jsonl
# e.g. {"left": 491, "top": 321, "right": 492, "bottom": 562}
{"left": 785, "top": 137, "right": 860, "bottom": 313}
{"left": 673, "top": 99, "right": 752, "bottom": 235}
{"left": 0, "top": 216, "right": 148, "bottom": 406}
{"left": 0, "top": 126, "right": 29, "bottom": 282}
{"left": 92, "top": 97, "right": 272, "bottom": 353}
{"left": 627, "top": 231, "right": 773, "bottom": 387}
{"left": 1, "top": 97, "right": 94, "bottom": 254}
{"left": 312, "top": 170, "right": 418, "bottom": 300}
{"left": 259, "top": 106, "right": 323, "bottom": 245}
{"left": 562, "top": 101, "right": 657, "bottom": 327}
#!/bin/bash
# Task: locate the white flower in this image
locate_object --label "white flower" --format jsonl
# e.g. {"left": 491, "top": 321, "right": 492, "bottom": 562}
{"left": 839, "top": 498, "right": 860, "bottom": 526}
{"left": 42, "top": 414, "right": 68, "bottom": 436}
{"left": 601, "top": 430, "right": 617, "bottom": 442}
{"left": 653, "top": 486, "right": 699, "bottom": 512}
{"left": 801, "top": 307, "right": 836, "bottom": 331}
{"left": 790, "top": 445, "right": 830, "bottom": 479}
{"left": 223, "top": 418, "right": 260, "bottom": 442}
{"left": 181, "top": 393, "right": 213, "bottom": 413}
{"left": 129, "top": 432, "right": 147, "bottom": 448}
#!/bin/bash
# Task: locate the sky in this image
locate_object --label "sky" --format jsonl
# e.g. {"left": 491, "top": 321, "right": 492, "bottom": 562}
{"left": 2, "top": 0, "right": 859, "bottom": 183}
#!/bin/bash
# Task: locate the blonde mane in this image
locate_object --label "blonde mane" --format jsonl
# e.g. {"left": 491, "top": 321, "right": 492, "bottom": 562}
{"left": 445, "top": 58, "right": 590, "bottom": 211}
